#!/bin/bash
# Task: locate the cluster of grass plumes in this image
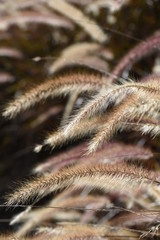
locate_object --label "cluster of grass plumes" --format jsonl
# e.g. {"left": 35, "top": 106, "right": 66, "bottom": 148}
{"left": 2, "top": 0, "right": 160, "bottom": 239}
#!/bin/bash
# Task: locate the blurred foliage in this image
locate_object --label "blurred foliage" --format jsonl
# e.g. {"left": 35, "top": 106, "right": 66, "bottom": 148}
{"left": 0, "top": 0, "right": 160, "bottom": 234}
